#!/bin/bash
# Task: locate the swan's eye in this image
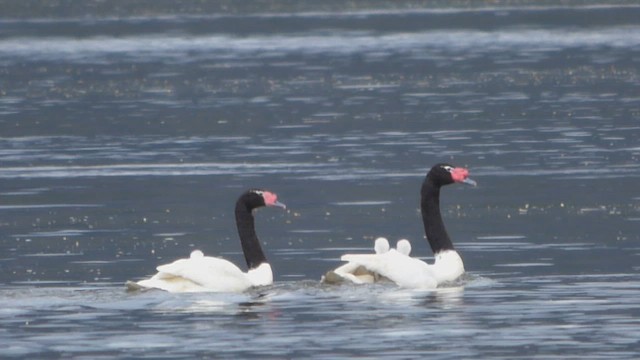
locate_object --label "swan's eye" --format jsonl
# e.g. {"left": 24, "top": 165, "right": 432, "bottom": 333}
{"left": 442, "top": 165, "right": 454, "bottom": 172}
{"left": 251, "top": 190, "right": 264, "bottom": 196}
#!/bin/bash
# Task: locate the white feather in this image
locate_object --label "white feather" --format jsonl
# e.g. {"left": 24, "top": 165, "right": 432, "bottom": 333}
{"left": 373, "top": 237, "right": 390, "bottom": 254}
{"left": 338, "top": 249, "right": 464, "bottom": 289}
{"left": 396, "top": 239, "right": 412, "bottom": 256}
{"left": 134, "top": 250, "right": 272, "bottom": 293}
{"left": 321, "top": 237, "right": 390, "bottom": 284}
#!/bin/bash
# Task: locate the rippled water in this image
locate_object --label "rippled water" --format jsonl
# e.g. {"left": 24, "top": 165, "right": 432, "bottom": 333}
{"left": 2, "top": 275, "right": 638, "bottom": 359}
{"left": 1, "top": 2, "right": 639, "bottom": 358}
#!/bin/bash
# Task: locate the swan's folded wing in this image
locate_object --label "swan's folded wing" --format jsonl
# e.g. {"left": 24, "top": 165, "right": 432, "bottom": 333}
{"left": 156, "top": 256, "right": 252, "bottom": 292}
{"left": 136, "top": 272, "right": 208, "bottom": 293}
{"left": 341, "top": 250, "right": 437, "bottom": 289}
{"left": 326, "top": 262, "right": 374, "bottom": 284}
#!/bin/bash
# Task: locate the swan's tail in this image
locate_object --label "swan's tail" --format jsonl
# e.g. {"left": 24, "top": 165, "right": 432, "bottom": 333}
{"left": 125, "top": 280, "right": 151, "bottom": 292}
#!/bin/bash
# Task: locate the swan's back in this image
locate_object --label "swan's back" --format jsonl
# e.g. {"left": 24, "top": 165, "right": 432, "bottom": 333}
{"left": 141, "top": 251, "right": 254, "bottom": 292}
{"left": 341, "top": 250, "right": 437, "bottom": 289}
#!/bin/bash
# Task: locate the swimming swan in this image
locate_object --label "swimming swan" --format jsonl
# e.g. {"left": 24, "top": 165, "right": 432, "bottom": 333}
{"left": 127, "top": 189, "right": 285, "bottom": 293}
{"left": 331, "top": 163, "right": 476, "bottom": 289}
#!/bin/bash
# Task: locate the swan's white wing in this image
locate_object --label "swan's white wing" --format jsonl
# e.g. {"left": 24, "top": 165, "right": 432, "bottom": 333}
{"left": 341, "top": 250, "right": 438, "bottom": 289}
{"left": 136, "top": 271, "right": 210, "bottom": 293}
{"left": 322, "top": 237, "right": 393, "bottom": 285}
{"left": 155, "top": 255, "right": 253, "bottom": 293}
{"left": 332, "top": 262, "right": 375, "bottom": 284}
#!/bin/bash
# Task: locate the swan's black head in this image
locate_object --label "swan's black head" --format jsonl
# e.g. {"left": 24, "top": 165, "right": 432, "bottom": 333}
{"left": 239, "top": 189, "right": 286, "bottom": 211}
{"left": 426, "top": 163, "right": 477, "bottom": 187}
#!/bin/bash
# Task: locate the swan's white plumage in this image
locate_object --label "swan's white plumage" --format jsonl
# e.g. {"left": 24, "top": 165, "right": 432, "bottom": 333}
{"left": 322, "top": 237, "right": 464, "bottom": 289}
{"left": 341, "top": 249, "right": 436, "bottom": 289}
{"left": 321, "top": 237, "right": 390, "bottom": 284}
{"left": 396, "top": 239, "right": 411, "bottom": 256}
{"left": 323, "top": 164, "right": 474, "bottom": 289}
{"left": 331, "top": 262, "right": 374, "bottom": 284}
{"left": 374, "top": 237, "right": 390, "bottom": 254}
{"left": 134, "top": 250, "right": 273, "bottom": 293}
{"left": 431, "top": 250, "right": 465, "bottom": 284}
{"left": 130, "top": 189, "right": 285, "bottom": 293}
{"left": 340, "top": 249, "right": 464, "bottom": 289}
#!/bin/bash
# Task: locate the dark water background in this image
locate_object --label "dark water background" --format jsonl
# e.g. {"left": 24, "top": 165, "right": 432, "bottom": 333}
{"left": 1, "top": 1, "right": 639, "bottom": 358}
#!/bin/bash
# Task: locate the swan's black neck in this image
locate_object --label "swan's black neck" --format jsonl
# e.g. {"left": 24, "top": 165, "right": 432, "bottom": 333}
{"left": 421, "top": 176, "right": 455, "bottom": 254}
{"left": 235, "top": 199, "right": 267, "bottom": 270}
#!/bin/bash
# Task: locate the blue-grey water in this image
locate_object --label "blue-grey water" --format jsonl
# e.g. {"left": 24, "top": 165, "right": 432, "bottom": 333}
{"left": 1, "top": 2, "right": 639, "bottom": 358}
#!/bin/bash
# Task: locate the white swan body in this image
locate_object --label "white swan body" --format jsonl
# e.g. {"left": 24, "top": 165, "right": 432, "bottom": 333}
{"left": 135, "top": 250, "right": 273, "bottom": 293}
{"left": 341, "top": 249, "right": 464, "bottom": 289}
{"left": 323, "top": 164, "right": 475, "bottom": 289}
{"left": 129, "top": 189, "right": 284, "bottom": 293}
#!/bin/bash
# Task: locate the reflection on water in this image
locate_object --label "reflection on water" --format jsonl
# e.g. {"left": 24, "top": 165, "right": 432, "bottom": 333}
{"left": 1, "top": 2, "right": 639, "bottom": 359}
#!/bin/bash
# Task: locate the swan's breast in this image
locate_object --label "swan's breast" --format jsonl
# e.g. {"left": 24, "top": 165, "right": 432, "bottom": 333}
{"left": 433, "top": 250, "right": 465, "bottom": 283}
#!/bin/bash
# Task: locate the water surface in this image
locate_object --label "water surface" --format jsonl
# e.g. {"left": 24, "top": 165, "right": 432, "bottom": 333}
{"left": 0, "top": 2, "right": 639, "bottom": 358}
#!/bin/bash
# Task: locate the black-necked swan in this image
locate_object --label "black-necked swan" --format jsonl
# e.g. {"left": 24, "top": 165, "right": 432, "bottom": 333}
{"left": 332, "top": 163, "right": 476, "bottom": 289}
{"left": 127, "top": 189, "right": 286, "bottom": 293}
